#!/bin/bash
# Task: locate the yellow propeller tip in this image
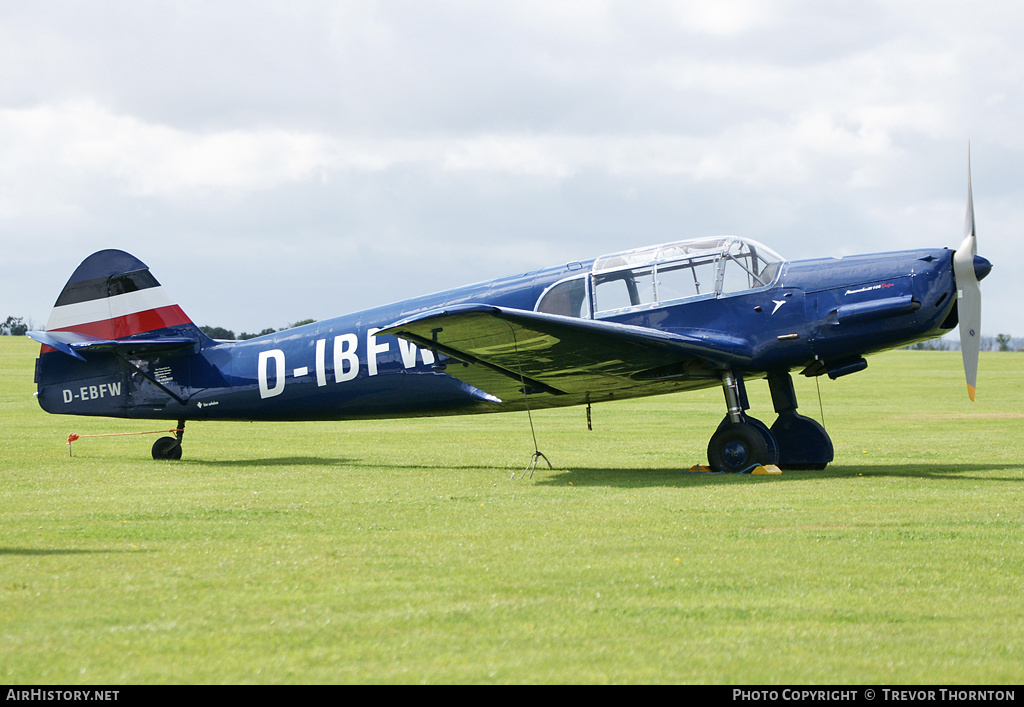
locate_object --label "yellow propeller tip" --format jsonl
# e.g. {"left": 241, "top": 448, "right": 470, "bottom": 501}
{"left": 968, "top": 384, "right": 976, "bottom": 402}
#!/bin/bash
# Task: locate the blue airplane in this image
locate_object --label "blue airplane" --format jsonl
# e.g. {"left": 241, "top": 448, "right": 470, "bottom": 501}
{"left": 28, "top": 170, "right": 990, "bottom": 472}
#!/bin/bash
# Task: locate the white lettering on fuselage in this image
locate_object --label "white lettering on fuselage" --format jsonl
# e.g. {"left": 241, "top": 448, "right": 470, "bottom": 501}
{"left": 315, "top": 338, "right": 327, "bottom": 386}
{"left": 258, "top": 350, "right": 286, "bottom": 399}
{"left": 257, "top": 332, "right": 436, "bottom": 400}
{"left": 61, "top": 382, "right": 122, "bottom": 404}
{"left": 333, "top": 333, "right": 359, "bottom": 383}
{"left": 845, "top": 282, "right": 895, "bottom": 296}
{"left": 366, "top": 328, "right": 389, "bottom": 377}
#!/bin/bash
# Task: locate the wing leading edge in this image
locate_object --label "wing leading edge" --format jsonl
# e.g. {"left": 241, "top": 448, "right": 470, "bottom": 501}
{"left": 378, "top": 304, "right": 752, "bottom": 403}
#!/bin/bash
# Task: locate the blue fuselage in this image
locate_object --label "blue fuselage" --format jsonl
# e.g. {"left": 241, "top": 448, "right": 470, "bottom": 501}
{"left": 35, "top": 247, "right": 959, "bottom": 422}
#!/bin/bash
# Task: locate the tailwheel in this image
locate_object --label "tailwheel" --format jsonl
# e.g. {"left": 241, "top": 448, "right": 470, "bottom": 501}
{"left": 707, "top": 422, "right": 769, "bottom": 473}
{"left": 152, "top": 437, "right": 182, "bottom": 460}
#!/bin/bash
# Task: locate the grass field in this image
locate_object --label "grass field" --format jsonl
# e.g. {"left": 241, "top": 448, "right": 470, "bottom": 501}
{"left": 1, "top": 336, "right": 1022, "bottom": 684}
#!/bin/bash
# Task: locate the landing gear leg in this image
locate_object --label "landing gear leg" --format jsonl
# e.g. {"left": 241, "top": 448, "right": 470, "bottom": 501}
{"left": 707, "top": 372, "right": 778, "bottom": 472}
{"left": 767, "top": 371, "right": 833, "bottom": 470}
{"left": 152, "top": 418, "right": 185, "bottom": 461}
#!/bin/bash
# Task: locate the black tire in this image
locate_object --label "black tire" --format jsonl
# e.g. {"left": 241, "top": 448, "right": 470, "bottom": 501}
{"left": 716, "top": 415, "right": 779, "bottom": 466}
{"left": 707, "top": 423, "right": 769, "bottom": 473}
{"left": 152, "top": 436, "right": 182, "bottom": 460}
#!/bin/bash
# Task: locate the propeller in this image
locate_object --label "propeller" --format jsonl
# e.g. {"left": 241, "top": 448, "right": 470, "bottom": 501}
{"left": 952, "top": 150, "right": 984, "bottom": 400}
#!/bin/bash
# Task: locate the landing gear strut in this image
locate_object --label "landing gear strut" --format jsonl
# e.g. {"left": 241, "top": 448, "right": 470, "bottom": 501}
{"left": 708, "top": 372, "right": 778, "bottom": 472}
{"left": 152, "top": 419, "right": 185, "bottom": 460}
{"left": 706, "top": 371, "right": 832, "bottom": 472}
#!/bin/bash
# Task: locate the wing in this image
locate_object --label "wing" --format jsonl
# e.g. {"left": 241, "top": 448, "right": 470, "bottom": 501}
{"left": 378, "top": 304, "right": 751, "bottom": 403}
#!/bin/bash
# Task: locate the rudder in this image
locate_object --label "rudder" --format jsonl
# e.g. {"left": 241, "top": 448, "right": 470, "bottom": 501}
{"left": 45, "top": 249, "right": 195, "bottom": 339}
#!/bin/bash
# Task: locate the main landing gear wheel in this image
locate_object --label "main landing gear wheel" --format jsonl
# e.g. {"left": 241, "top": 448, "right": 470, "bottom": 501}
{"left": 707, "top": 423, "right": 769, "bottom": 473}
{"left": 152, "top": 436, "right": 182, "bottom": 460}
{"left": 716, "top": 415, "right": 779, "bottom": 466}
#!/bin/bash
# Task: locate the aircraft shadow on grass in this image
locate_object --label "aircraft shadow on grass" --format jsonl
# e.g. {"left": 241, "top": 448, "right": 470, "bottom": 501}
{"left": 533, "top": 462, "right": 1024, "bottom": 488}
{"left": 174, "top": 456, "right": 361, "bottom": 468}
{"left": 0, "top": 547, "right": 144, "bottom": 557}
{"left": 162, "top": 450, "right": 529, "bottom": 470}
{"left": 170, "top": 456, "right": 1024, "bottom": 486}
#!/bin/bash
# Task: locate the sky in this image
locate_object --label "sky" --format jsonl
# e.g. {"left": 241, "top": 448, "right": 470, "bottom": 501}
{"left": 1, "top": 1, "right": 1021, "bottom": 337}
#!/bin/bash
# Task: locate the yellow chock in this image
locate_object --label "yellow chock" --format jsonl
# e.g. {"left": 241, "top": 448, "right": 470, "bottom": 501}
{"left": 687, "top": 465, "right": 713, "bottom": 473}
{"left": 751, "top": 464, "right": 782, "bottom": 475}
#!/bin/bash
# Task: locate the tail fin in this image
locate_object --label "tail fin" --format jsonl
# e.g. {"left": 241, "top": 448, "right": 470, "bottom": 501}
{"left": 31, "top": 250, "right": 206, "bottom": 418}
{"left": 46, "top": 249, "right": 195, "bottom": 340}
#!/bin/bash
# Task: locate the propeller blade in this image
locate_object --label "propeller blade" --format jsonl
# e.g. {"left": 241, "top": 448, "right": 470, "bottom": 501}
{"left": 953, "top": 150, "right": 980, "bottom": 400}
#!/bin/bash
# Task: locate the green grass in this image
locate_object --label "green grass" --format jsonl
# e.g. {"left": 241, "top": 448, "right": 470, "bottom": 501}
{"left": 1, "top": 336, "right": 1022, "bottom": 684}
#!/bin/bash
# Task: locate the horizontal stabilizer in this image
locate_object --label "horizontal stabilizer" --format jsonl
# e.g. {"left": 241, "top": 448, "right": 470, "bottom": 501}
{"left": 28, "top": 329, "right": 200, "bottom": 361}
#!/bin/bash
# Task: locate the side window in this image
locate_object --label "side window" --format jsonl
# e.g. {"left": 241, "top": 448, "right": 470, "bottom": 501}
{"left": 719, "top": 257, "right": 753, "bottom": 294}
{"left": 593, "top": 268, "right": 655, "bottom": 314}
{"left": 632, "top": 268, "right": 656, "bottom": 306}
{"left": 656, "top": 258, "right": 716, "bottom": 301}
{"left": 537, "top": 277, "right": 590, "bottom": 318}
{"left": 718, "top": 246, "right": 778, "bottom": 295}
{"left": 593, "top": 273, "right": 634, "bottom": 313}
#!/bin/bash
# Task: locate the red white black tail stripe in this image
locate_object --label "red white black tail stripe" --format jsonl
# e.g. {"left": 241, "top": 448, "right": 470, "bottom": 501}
{"left": 44, "top": 249, "right": 192, "bottom": 339}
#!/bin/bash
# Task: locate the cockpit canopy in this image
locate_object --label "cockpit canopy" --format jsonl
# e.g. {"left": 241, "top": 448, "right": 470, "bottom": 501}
{"left": 537, "top": 236, "right": 785, "bottom": 318}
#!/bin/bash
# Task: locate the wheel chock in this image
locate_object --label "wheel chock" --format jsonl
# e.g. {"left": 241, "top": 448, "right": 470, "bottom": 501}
{"left": 685, "top": 464, "right": 782, "bottom": 474}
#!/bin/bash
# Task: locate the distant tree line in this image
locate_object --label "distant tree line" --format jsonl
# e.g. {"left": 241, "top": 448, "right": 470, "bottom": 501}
{"left": 0, "top": 315, "right": 317, "bottom": 340}
{"left": 906, "top": 334, "right": 1024, "bottom": 352}
{"left": 1, "top": 316, "right": 28, "bottom": 336}
{"left": 200, "top": 319, "right": 317, "bottom": 341}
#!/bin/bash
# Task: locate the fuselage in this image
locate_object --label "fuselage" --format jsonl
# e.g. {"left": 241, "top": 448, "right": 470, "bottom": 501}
{"left": 35, "top": 240, "right": 960, "bottom": 423}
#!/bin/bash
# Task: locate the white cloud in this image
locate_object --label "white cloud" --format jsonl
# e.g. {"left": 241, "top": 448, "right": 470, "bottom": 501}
{"left": 0, "top": 101, "right": 333, "bottom": 196}
{"left": 668, "top": 0, "right": 774, "bottom": 36}
{"left": 2, "top": 1, "right": 1023, "bottom": 336}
